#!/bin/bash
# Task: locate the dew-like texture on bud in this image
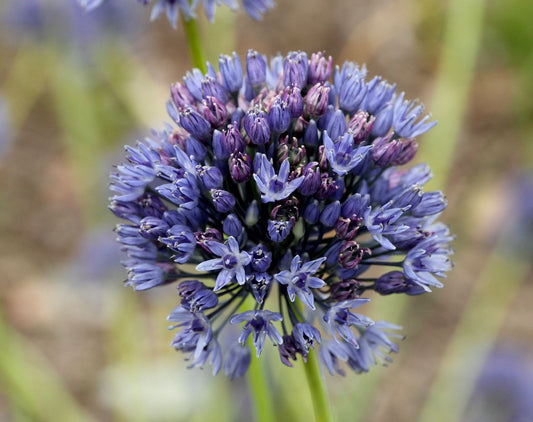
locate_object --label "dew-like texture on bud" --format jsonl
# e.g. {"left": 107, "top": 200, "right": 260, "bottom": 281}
{"left": 110, "top": 51, "right": 452, "bottom": 378}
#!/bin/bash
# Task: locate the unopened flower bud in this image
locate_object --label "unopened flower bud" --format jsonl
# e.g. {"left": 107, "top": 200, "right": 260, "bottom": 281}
{"left": 230, "top": 152, "right": 253, "bottom": 183}
{"left": 338, "top": 241, "right": 369, "bottom": 269}
{"left": 348, "top": 111, "right": 374, "bottom": 144}
{"left": 303, "top": 199, "right": 320, "bottom": 224}
{"left": 179, "top": 106, "right": 211, "bottom": 141}
{"left": 282, "top": 85, "right": 303, "bottom": 118}
{"left": 224, "top": 123, "right": 246, "bottom": 154}
{"left": 246, "top": 49, "right": 267, "bottom": 87}
{"left": 308, "top": 52, "right": 332, "bottom": 84}
{"left": 298, "top": 162, "right": 321, "bottom": 196}
{"left": 219, "top": 52, "right": 243, "bottom": 94}
{"left": 268, "top": 97, "right": 291, "bottom": 133}
{"left": 303, "top": 119, "right": 319, "bottom": 146}
{"left": 244, "top": 107, "right": 270, "bottom": 145}
{"left": 211, "top": 189, "right": 235, "bottom": 213}
{"left": 320, "top": 200, "right": 341, "bottom": 227}
{"left": 201, "top": 96, "right": 228, "bottom": 128}
{"left": 223, "top": 213, "right": 243, "bottom": 237}
{"left": 170, "top": 82, "right": 195, "bottom": 109}
{"left": 283, "top": 51, "right": 308, "bottom": 88}
{"left": 201, "top": 75, "right": 228, "bottom": 103}
{"left": 330, "top": 279, "right": 361, "bottom": 301}
{"left": 305, "top": 83, "right": 330, "bottom": 117}
{"left": 197, "top": 165, "right": 223, "bottom": 189}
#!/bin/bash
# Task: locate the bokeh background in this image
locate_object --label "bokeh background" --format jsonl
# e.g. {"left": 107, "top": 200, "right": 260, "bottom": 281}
{"left": 1, "top": 0, "right": 532, "bottom": 421}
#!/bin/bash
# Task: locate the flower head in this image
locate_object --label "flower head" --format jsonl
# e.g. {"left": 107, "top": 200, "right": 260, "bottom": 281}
{"left": 79, "top": 0, "right": 275, "bottom": 28}
{"left": 110, "top": 50, "right": 452, "bottom": 377}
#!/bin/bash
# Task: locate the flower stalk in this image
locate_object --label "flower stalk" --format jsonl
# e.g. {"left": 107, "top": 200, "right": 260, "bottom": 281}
{"left": 181, "top": 15, "right": 207, "bottom": 73}
{"left": 303, "top": 350, "right": 334, "bottom": 422}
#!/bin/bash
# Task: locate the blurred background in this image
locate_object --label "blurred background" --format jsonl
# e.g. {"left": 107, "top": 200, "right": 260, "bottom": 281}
{"left": 0, "top": 0, "right": 532, "bottom": 421}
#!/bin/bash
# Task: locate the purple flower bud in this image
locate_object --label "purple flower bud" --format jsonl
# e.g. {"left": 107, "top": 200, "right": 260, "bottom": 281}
{"left": 305, "top": 83, "right": 330, "bottom": 117}
{"left": 336, "top": 66, "right": 367, "bottom": 115}
{"left": 224, "top": 123, "right": 246, "bottom": 154}
{"left": 178, "top": 280, "right": 204, "bottom": 300}
{"left": 250, "top": 244, "right": 272, "bottom": 272}
{"left": 201, "top": 75, "right": 228, "bottom": 103}
{"left": 342, "top": 193, "right": 370, "bottom": 218}
{"left": 278, "top": 334, "right": 302, "bottom": 367}
{"left": 178, "top": 281, "right": 219, "bottom": 312}
{"left": 335, "top": 215, "right": 362, "bottom": 240}
{"left": 230, "top": 152, "right": 252, "bottom": 183}
{"left": 371, "top": 104, "right": 394, "bottom": 136}
{"left": 211, "top": 189, "right": 235, "bottom": 213}
{"left": 411, "top": 191, "right": 447, "bottom": 217}
{"left": 139, "top": 216, "right": 169, "bottom": 240}
{"left": 212, "top": 129, "right": 229, "bottom": 159}
{"left": 326, "top": 109, "right": 348, "bottom": 140}
{"left": 247, "top": 272, "right": 272, "bottom": 304}
{"left": 281, "top": 85, "right": 304, "bottom": 118}
{"left": 375, "top": 271, "right": 425, "bottom": 295}
{"left": 200, "top": 96, "right": 228, "bottom": 128}
{"left": 338, "top": 241, "right": 369, "bottom": 270}
{"left": 303, "top": 199, "right": 320, "bottom": 224}
{"left": 194, "top": 228, "right": 223, "bottom": 252}
{"left": 308, "top": 52, "right": 332, "bottom": 84}
{"left": 268, "top": 219, "right": 293, "bottom": 243}
{"left": 361, "top": 76, "right": 396, "bottom": 114}
{"left": 246, "top": 49, "right": 267, "bottom": 87}
{"left": 223, "top": 213, "right": 243, "bottom": 237}
{"left": 197, "top": 165, "right": 223, "bottom": 189}
{"left": 392, "top": 138, "right": 418, "bottom": 165}
{"left": 283, "top": 51, "right": 308, "bottom": 88}
{"left": 170, "top": 82, "right": 195, "bottom": 108}
{"left": 219, "top": 52, "right": 243, "bottom": 93}
{"left": 183, "top": 68, "right": 204, "bottom": 101}
{"left": 320, "top": 200, "right": 341, "bottom": 227}
{"left": 179, "top": 106, "right": 211, "bottom": 141}
{"left": 330, "top": 279, "right": 361, "bottom": 301}
{"left": 348, "top": 111, "right": 374, "bottom": 144}
{"left": 268, "top": 97, "right": 291, "bottom": 133}
{"left": 393, "top": 186, "right": 423, "bottom": 209}
{"left": 316, "top": 174, "right": 339, "bottom": 200}
{"left": 244, "top": 107, "right": 270, "bottom": 145}
{"left": 159, "top": 225, "right": 196, "bottom": 264}
{"left": 298, "top": 162, "right": 321, "bottom": 196}
{"left": 303, "top": 119, "right": 319, "bottom": 146}
{"left": 293, "top": 323, "right": 322, "bottom": 355}
{"left": 371, "top": 134, "right": 399, "bottom": 167}
{"left": 185, "top": 136, "right": 207, "bottom": 160}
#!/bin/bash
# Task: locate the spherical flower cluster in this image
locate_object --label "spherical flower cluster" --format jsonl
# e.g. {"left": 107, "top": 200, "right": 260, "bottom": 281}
{"left": 79, "top": 0, "right": 275, "bottom": 27}
{"left": 110, "top": 50, "right": 453, "bottom": 377}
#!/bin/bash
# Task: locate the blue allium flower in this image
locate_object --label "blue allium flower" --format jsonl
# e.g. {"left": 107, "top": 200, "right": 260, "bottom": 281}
{"left": 110, "top": 50, "right": 453, "bottom": 377}
{"left": 79, "top": 0, "right": 275, "bottom": 28}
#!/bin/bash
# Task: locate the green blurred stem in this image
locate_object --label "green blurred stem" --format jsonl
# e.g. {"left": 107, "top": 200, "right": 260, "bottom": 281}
{"left": 421, "top": 0, "right": 486, "bottom": 189}
{"left": 181, "top": 15, "right": 207, "bottom": 72}
{"left": 303, "top": 350, "right": 334, "bottom": 422}
{"left": 247, "top": 346, "right": 276, "bottom": 422}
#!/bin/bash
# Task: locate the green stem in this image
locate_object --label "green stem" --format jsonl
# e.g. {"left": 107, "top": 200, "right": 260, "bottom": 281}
{"left": 247, "top": 347, "right": 276, "bottom": 422}
{"left": 181, "top": 15, "right": 207, "bottom": 72}
{"left": 303, "top": 350, "right": 335, "bottom": 422}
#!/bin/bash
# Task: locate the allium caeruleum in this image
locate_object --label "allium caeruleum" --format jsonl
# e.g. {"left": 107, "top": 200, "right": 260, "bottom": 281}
{"left": 79, "top": 0, "right": 275, "bottom": 28}
{"left": 110, "top": 50, "right": 453, "bottom": 377}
